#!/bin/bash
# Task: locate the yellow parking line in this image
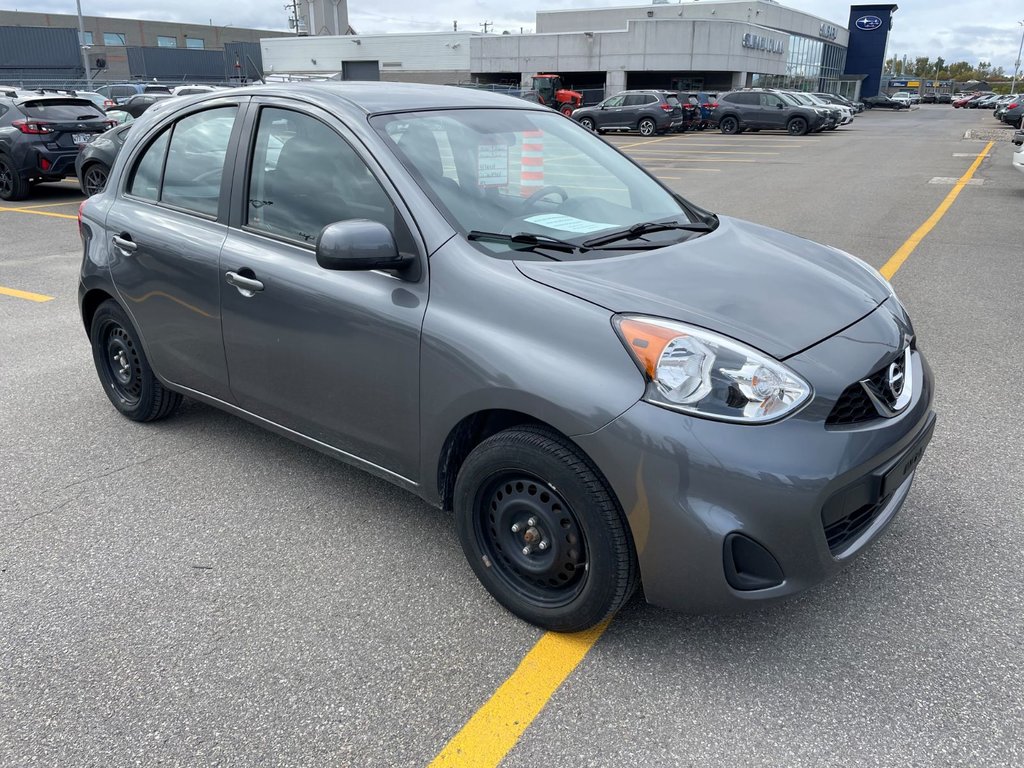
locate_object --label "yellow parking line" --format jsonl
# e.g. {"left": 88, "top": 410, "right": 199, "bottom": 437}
{"left": 0, "top": 285, "right": 55, "bottom": 302}
{"left": 0, "top": 207, "right": 77, "bottom": 220}
{"left": 880, "top": 141, "right": 992, "bottom": 280}
{"left": 428, "top": 621, "right": 610, "bottom": 767}
{"left": 615, "top": 135, "right": 681, "bottom": 150}
{"left": 626, "top": 150, "right": 780, "bottom": 155}
{"left": 0, "top": 200, "right": 82, "bottom": 210}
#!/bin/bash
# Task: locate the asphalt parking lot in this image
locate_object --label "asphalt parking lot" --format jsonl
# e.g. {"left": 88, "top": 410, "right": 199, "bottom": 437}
{"left": 2, "top": 105, "right": 1021, "bottom": 767}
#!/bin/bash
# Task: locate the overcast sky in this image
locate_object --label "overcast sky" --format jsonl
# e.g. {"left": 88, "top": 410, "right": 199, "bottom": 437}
{"left": 19, "top": 0, "right": 1024, "bottom": 72}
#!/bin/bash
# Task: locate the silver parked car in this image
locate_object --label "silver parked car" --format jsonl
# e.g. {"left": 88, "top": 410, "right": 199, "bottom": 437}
{"left": 78, "top": 83, "right": 935, "bottom": 631}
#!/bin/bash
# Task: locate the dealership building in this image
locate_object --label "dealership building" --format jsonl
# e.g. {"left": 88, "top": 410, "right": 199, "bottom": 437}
{"left": 262, "top": 1, "right": 898, "bottom": 100}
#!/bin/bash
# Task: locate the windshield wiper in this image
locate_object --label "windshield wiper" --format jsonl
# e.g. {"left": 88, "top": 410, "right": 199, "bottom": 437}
{"left": 467, "top": 230, "right": 579, "bottom": 254}
{"left": 582, "top": 220, "right": 714, "bottom": 249}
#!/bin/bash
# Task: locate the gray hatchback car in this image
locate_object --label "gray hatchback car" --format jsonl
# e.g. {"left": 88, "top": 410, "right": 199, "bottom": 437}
{"left": 79, "top": 83, "right": 935, "bottom": 631}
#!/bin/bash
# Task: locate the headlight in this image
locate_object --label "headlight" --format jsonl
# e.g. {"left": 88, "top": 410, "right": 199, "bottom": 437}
{"left": 613, "top": 316, "right": 811, "bottom": 424}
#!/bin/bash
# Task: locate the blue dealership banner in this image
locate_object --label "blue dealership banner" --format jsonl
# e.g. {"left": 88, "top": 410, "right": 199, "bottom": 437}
{"left": 845, "top": 4, "right": 897, "bottom": 98}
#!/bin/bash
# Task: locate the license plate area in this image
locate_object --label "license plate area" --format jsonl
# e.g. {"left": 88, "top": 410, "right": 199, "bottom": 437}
{"left": 72, "top": 133, "right": 92, "bottom": 145}
{"left": 880, "top": 419, "right": 935, "bottom": 499}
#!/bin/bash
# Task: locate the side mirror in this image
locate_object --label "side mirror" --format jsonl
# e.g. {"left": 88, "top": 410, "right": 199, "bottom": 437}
{"left": 316, "top": 219, "right": 413, "bottom": 273}
{"left": 777, "top": 103, "right": 784, "bottom": 109}
{"left": 600, "top": 103, "right": 607, "bottom": 110}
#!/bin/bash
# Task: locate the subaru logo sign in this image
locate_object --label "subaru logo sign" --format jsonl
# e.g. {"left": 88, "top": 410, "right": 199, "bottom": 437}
{"left": 855, "top": 15, "right": 883, "bottom": 31}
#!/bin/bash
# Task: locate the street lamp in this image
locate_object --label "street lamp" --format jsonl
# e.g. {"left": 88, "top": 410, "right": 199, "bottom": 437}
{"left": 1011, "top": 21, "right": 1024, "bottom": 95}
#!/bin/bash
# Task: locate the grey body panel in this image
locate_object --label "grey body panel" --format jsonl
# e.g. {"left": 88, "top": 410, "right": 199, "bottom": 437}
{"left": 515, "top": 216, "right": 890, "bottom": 359}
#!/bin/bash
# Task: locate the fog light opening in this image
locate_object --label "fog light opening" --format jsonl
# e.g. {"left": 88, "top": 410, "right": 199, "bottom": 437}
{"left": 724, "top": 533, "right": 784, "bottom": 591}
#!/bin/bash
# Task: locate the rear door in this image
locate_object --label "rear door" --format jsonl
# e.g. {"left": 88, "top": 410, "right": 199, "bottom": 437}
{"left": 218, "top": 99, "right": 428, "bottom": 480}
{"left": 104, "top": 97, "right": 248, "bottom": 402}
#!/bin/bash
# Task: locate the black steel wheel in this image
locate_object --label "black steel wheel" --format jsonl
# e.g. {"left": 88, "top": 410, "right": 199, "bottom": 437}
{"left": 89, "top": 300, "right": 181, "bottom": 422}
{"left": 719, "top": 116, "right": 739, "bottom": 135}
{"left": 787, "top": 117, "right": 809, "bottom": 136}
{"left": 454, "top": 426, "right": 638, "bottom": 631}
{"left": 82, "top": 163, "right": 109, "bottom": 196}
{"left": 0, "top": 154, "right": 28, "bottom": 201}
{"left": 638, "top": 118, "right": 656, "bottom": 137}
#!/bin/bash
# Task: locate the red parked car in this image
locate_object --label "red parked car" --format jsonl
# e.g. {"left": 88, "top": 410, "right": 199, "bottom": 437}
{"left": 953, "top": 93, "right": 987, "bottom": 108}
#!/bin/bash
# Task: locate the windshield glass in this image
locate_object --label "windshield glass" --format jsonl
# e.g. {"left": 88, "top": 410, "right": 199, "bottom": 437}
{"left": 778, "top": 92, "right": 803, "bottom": 106}
{"left": 371, "top": 109, "right": 693, "bottom": 254}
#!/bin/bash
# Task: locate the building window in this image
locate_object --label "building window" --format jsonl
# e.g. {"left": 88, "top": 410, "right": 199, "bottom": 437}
{"left": 185, "top": 37, "right": 205, "bottom": 49}
{"left": 103, "top": 32, "right": 126, "bottom": 46}
{"left": 157, "top": 36, "right": 177, "bottom": 48}
{"left": 81, "top": 31, "right": 94, "bottom": 45}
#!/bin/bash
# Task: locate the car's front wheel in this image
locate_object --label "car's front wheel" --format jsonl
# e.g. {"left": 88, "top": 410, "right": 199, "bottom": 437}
{"left": 579, "top": 117, "right": 595, "bottom": 131}
{"left": 719, "top": 116, "right": 739, "bottom": 134}
{"left": 89, "top": 300, "right": 182, "bottom": 422}
{"left": 787, "top": 117, "right": 809, "bottom": 136}
{"left": 81, "top": 162, "right": 109, "bottom": 196}
{"left": 454, "top": 426, "right": 638, "bottom": 631}
{"left": 637, "top": 118, "right": 657, "bottom": 137}
{"left": 0, "top": 153, "right": 28, "bottom": 201}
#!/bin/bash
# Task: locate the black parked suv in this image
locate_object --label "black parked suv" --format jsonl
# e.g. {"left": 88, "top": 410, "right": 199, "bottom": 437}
{"left": 572, "top": 90, "right": 683, "bottom": 136}
{"left": 712, "top": 89, "right": 826, "bottom": 136}
{"left": 0, "top": 92, "right": 114, "bottom": 200}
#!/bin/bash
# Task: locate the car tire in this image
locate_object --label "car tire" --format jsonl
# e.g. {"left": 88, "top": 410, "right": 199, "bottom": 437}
{"left": 561, "top": 105, "right": 575, "bottom": 117}
{"left": 579, "top": 117, "right": 595, "bottom": 131}
{"left": 0, "top": 153, "right": 28, "bottom": 201}
{"left": 89, "top": 300, "right": 182, "bottom": 422}
{"left": 787, "top": 117, "right": 809, "bottom": 136}
{"left": 637, "top": 118, "right": 657, "bottom": 137}
{"left": 453, "top": 426, "right": 639, "bottom": 632}
{"left": 719, "top": 116, "right": 739, "bottom": 135}
{"left": 81, "top": 162, "right": 110, "bottom": 196}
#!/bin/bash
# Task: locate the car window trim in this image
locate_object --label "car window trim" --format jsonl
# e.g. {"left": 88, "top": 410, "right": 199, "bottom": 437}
{"left": 229, "top": 96, "right": 427, "bottom": 267}
{"left": 119, "top": 97, "right": 250, "bottom": 223}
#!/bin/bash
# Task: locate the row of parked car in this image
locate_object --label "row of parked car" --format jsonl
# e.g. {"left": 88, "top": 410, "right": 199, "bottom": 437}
{"left": 0, "top": 84, "right": 225, "bottom": 200}
{"left": 570, "top": 87, "right": 862, "bottom": 137}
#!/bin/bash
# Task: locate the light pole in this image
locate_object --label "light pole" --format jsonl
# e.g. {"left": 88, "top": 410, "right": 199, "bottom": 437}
{"left": 1007, "top": 21, "right": 1024, "bottom": 94}
{"left": 75, "top": 0, "right": 92, "bottom": 89}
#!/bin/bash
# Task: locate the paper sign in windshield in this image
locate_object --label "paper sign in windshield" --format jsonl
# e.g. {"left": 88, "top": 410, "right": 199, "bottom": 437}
{"left": 477, "top": 144, "right": 509, "bottom": 187}
{"left": 524, "top": 214, "right": 613, "bottom": 234}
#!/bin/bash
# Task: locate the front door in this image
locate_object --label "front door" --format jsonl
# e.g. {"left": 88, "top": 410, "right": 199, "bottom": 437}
{"left": 760, "top": 93, "right": 788, "bottom": 129}
{"left": 599, "top": 94, "right": 628, "bottom": 128}
{"left": 219, "top": 102, "right": 427, "bottom": 480}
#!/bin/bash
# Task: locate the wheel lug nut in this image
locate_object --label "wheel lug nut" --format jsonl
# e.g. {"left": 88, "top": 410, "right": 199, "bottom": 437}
{"left": 527, "top": 517, "right": 537, "bottom": 527}
{"left": 538, "top": 541, "right": 548, "bottom": 551}
{"left": 511, "top": 523, "right": 521, "bottom": 533}
{"left": 522, "top": 546, "right": 531, "bottom": 556}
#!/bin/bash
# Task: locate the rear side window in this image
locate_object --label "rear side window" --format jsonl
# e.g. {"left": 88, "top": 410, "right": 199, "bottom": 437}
{"left": 161, "top": 107, "right": 237, "bottom": 216}
{"left": 18, "top": 99, "right": 104, "bottom": 120}
{"left": 666, "top": 96, "right": 681, "bottom": 108}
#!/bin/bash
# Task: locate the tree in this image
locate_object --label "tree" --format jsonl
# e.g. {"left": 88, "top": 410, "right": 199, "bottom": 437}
{"left": 933, "top": 57, "right": 946, "bottom": 76}
{"left": 914, "top": 56, "right": 930, "bottom": 76}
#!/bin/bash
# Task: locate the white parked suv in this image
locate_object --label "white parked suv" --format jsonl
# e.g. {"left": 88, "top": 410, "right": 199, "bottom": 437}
{"left": 891, "top": 92, "right": 912, "bottom": 106}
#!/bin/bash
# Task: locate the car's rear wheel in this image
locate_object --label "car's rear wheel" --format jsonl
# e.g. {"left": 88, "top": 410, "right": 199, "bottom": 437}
{"left": 787, "top": 117, "right": 809, "bottom": 136}
{"left": 0, "top": 154, "right": 28, "bottom": 201}
{"left": 89, "top": 300, "right": 181, "bottom": 422}
{"left": 579, "top": 117, "right": 595, "bottom": 131}
{"left": 81, "top": 163, "right": 109, "bottom": 196}
{"left": 719, "top": 116, "right": 739, "bottom": 134}
{"left": 637, "top": 118, "right": 657, "bottom": 137}
{"left": 454, "top": 426, "right": 638, "bottom": 631}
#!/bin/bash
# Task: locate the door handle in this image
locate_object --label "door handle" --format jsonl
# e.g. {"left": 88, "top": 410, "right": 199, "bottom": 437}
{"left": 225, "top": 270, "right": 264, "bottom": 295}
{"left": 112, "top": 234, "right": 137, "bottom": 255}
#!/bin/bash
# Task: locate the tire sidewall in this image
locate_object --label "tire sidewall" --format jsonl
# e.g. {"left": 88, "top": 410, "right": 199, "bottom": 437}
{"left": 788, "top": 117, "right": 808, "bottom": 136}
{"left": 720, "top": 116, "right": 738, "bottom": 134}
{"left": 0, "top": 153, "right": 27, "bottom": 201}
{"left": 580, "top": 117, "right": 595, "bottom": 131}
{"left": 638, "top": 118, "right": 655, "bottom": 136}
{"left": 89, "top": 301, "right": 164, "bottom": 420}
{"left": 453, "top": 431, "right": 632, "bottom": 631}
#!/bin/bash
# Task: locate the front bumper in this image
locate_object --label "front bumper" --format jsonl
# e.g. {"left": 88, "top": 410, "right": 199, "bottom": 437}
{"left": 575, "top": 302, "right": 935, "bottom": 613}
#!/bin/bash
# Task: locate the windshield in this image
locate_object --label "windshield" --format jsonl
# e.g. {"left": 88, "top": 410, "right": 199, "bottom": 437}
{"left": 778, "top": 92, "right": 803, "bottom": 107}
{"left": 372, "top": 109, "right": 695, "bottom": 256}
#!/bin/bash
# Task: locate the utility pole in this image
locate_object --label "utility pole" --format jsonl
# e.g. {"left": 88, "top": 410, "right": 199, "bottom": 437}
{"left": 75, "top": 0, "right": 92, "bottom": 89}
{"left": 1012, "top": 21, "right": 1024, "bottom": 95}
{"left": 480, "top": 20, "right": 492, "bottom": 33}
{"left": 285, "top": 0, "right": 301, "bottom": 35}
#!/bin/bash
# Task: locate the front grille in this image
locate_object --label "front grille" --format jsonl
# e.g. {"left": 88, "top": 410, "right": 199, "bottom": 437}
{"left": 826, "top": 350, "right": 908, "bottom": 427}
{"left": 823, "top": 495, "right": 891, "bottom": 554}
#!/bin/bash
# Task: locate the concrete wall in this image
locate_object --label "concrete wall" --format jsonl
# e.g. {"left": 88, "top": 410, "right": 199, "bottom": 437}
{"left": 472, "top": 20, "right": 791, "bottom": 79}
{"left": 536, "top": 0, "right": 849, "bottom": 47}
{"left": 261, "top": 32, "right": 476, "bottom": 79}
{"left": 0, "top": 10, "right": 288, "bottom": 83}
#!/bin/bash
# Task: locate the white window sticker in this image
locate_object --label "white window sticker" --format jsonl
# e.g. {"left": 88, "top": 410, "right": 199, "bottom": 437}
{"left": 524, "top": 214, "right": 614, "bottom": 234}
{"left": 477, "top": 144, "right": 509, "bottom": 187}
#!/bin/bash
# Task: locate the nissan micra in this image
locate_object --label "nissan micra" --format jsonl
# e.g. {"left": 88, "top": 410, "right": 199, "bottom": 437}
{"left": 78, "top": 83, "right": 935, "bottom": 631}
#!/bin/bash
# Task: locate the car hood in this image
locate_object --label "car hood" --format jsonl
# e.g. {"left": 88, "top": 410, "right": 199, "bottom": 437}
{"left": 514, "top": 215, "right": 889, "bottom": 359}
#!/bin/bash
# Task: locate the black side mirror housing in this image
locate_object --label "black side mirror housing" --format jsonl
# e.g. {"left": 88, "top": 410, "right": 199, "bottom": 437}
{"left": 316, "top": 219, "right": 414, "bottom": 274}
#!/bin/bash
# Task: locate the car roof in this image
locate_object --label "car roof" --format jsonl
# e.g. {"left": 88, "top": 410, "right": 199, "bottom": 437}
{"left": 190, "top": 81, "right": 550, "bottom": 116}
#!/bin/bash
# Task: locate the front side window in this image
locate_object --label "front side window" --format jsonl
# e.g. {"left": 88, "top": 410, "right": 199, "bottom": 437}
{"left": 373, "top": 109, "right": 693, "bottom": 258}
{"left": 103, "top": 32, "right": 126, "bottom": 46}
{"left": 603, "top": 95, "right": 625, "bottom": 108}
{"left": 161, "top": 107, "right": 237, "bottom": 216}
{"left": 762, "top": 94, "right": 784, "bottom": 108}
{"left": 246, "top": 107, "right": 399, "bottom": 245}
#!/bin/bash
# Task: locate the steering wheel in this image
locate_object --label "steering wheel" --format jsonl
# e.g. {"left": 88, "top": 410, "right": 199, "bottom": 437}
{"left": 520, "top": 185, "right": 569, "bottom": 212}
